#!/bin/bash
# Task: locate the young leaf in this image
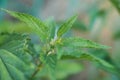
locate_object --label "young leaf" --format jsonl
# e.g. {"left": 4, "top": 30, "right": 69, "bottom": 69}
{"left": 59, "top": 37, "right": 110, "bottom": 49}
{"left": 1, "top": 8, "right": 49, "bottom": 42}
{"left": 57, "top": 15, "right": 77, "bottom": 38}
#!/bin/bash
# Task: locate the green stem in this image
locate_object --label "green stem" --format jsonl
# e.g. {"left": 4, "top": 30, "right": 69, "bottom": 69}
{"left": 30, "top": 63, "right": 43, "bottom": 80}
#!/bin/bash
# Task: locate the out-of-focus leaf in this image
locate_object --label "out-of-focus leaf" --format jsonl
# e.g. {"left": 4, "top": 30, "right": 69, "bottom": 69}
{"left": 110, "top": 0, "right": 120, "bottom": 13}
{"left": 72, "top": 20, "right": 87, "bottom": 31}
{"left": 57, "top": 15, "right": 77, "bottom": 38}
{"left": 56, "top": 60, "right": 83, "bottom": 79}
{"left": 0, "top": 21, "right": 33, "bottom": 33}
{"left": 113, "top": 30, "right": 120, "bottom": 40}
{"left": 44, "top": 17, "right": 56, "bottom": 41}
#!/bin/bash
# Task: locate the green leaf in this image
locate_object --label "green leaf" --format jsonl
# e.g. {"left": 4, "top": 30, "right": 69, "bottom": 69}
{"left": 80, "top": 53, "right": 113, "bottom": 68}
{"left": 40, "top": 53, "right": 57, "bottom": 80}
{"left": 59, "top": 37, "right": 110, "bottom": 49}
{"left": 0, "top": 33, "right": 36, "bottom": 64}
{"left": 59, "top": 49, "right": 117, "bottom": 74}
{"left": 0, "top": 33, "right": 36, "bottom": 77}
{"left": 1, "top": 8, "right": 49, "bottom": 42}
{"left": 0, "top": 49, "right": 27, "bottom": 80}
{"left": 57, "top": 15, "right": 77, "bottom": 38}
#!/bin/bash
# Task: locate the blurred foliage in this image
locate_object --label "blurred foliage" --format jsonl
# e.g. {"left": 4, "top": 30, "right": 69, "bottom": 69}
{"left": 113, "top": 30, "right": 120, "bottom": 40}
{"left": 0, "top": 21, "right": 31, "bottom": 33}
{"left": 72, "top": 20, "right": 88, "bottom": 31}
{"left": 36, "top": 60, "right": 83, "bottom": 80}
{"left": 110, "top": 0, "right": 120, "bottom": 13}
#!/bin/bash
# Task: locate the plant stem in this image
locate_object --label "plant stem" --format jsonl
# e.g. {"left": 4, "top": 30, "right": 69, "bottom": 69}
{"left": 30, "top": 63, "right": 43, "bottom": 80}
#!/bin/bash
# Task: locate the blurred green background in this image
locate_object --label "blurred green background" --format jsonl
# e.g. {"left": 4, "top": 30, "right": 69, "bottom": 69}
{"left": 0, "top": 0, "right": 120, "bottom": 80}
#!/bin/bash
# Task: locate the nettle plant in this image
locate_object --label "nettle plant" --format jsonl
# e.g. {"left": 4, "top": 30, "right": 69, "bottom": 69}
{"left": 0, "top": 9, "right": 116, "bottom": 80}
